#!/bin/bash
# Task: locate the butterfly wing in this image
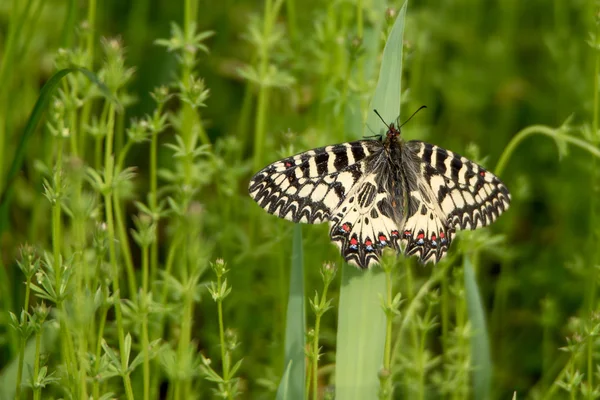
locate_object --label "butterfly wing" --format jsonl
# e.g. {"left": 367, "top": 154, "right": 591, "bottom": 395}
{"left": 249, "top": 141, "right": 381, "bottom": 224}
{"left": 400, "top": 141, "right": 511, "bottom": 263}
{"left": 328, "top": 169, "right": 403, "bottom": 269}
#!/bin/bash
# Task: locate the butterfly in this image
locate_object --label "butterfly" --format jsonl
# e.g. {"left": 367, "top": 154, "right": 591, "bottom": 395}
{"left": 248, "top": 111, "right": 511, "bottom": 269}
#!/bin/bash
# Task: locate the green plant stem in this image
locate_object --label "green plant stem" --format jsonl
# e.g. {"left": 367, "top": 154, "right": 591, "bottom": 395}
{"left": 175, "top": 289, "right": 195, "bottom": 400}
{"left": 78, "top": 0, "right": 96, "bottom": 158}
{"left": 92, "top": 290, "right": 109, "bottom": 400}
{"left": 417, "top": 302, "right": 434, "bottom": 400}
{"left": 14, "top": 274, "right": 32, "bottom": 400}
{"left": 114, "top": 140, "right": 137, "bottom": 297}
{"left": 380, "top": 261, "right": 394, "bottom": 400}
{"left": 304, "top": 366, "right": 312, "bottom": 400}
{"left": 384, "top": 268, "right": 393, "bottom": 371}
{"left": 441, "top": 270, "right": 449, "bottom": 357}
{"left": 453, "top": 273, "right": 467, "bottom": 400}
{"left": 142, "top": 242, "right": 151, "bottom": 400}
{"left": 252, "top": 0, "right": 284, "bottom": 172}
{"left": 103, "top": 103, "right": 135, "bottom": 400}
{"left": 495, "top": 125, "right": 600, "bottom": 176}
{"left": 52, "top": 135, "right": 78, "bottom": 382}
{"left": 181, "top": 0, "right": 197, "bottom": 185}
{"left": 586, "top": 19, "right": 600, "bottom": 395}
{"left": 160, "top": 232, "right": 181, "bottom": 306}
{"left": 113, "top": 191, "right": 137, "bottom": 296}
{"left": 394, "top": 259, "right": 453, "bottom": 356}
{"left": 312, "top": 315, "right": 322, "bottom": 400}
{"left": 216, "top": 273, "right": 233, "bottom": 400}
{"left": 312, "top": 277, "right": 332, "bottom": 400}
{"left": 149, "top": 124, "right": 159, "bottom": 289}
{"left": 32, "top": 324, "right": 42, "bottom": 400}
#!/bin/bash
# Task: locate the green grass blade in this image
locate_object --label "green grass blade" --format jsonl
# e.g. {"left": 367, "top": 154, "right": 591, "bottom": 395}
{"left": 463, "top": 256, "right": 492, "bottom": 400}
{"left": 276, "top": 361, "right": 293, "bottom": 400}
{"left": 335, "top": 3, "right": 408, "bottom": 399}
{"left": 276, "top": 224, "right": 305, "bottom": 400}
{"left": 0, "top": 66, "right": 119, "bottom": 234}
{"left": 365, "top": 1, "right": 408, "bottom": 134}
{"left": 335, "top": 266, "right": 386, "bottom": 398}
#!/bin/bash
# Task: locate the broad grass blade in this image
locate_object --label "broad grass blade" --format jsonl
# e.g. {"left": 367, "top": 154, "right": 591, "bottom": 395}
{"left": 335, "top": 2, "right": 408, "bottom": 399}
{"left": 335, "top": 266, "right": 386, "bottom": 399}
{"left": 276, "top": 225, "right": 305, "bottom": 400}
{"left": 464, "top": 256, "right": 492, "bottom": 399}
{"left": 365, "top": 1, "right": 408, "bottom": 134}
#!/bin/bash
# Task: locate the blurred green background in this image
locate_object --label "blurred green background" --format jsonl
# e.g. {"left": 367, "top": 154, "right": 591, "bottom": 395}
{"left": 0, "top": 0, "right": 599, "bottom": 398}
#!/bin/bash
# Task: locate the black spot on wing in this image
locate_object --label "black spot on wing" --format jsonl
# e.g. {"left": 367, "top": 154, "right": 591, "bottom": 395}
{"left": 450, "top": 157, "right": 463, "bottom": 181}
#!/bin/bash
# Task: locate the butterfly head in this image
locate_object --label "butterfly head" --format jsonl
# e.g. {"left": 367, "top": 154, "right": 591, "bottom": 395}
{"left": 373, "top": 106, "right": 426, "bottom": 142}
{"left": 386, "top": 123, "right": 401, "bottom": 140}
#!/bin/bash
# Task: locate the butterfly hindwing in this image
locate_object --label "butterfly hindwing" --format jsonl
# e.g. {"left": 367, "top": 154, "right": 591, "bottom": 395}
{"left": 401, "top": 189, "right": 454, "bottom": 263}
{"left": 329, "top": 173, "right": 402, "bottom": 268}
{"left": 248, "top": 141, "right": 378, "bottom": 224}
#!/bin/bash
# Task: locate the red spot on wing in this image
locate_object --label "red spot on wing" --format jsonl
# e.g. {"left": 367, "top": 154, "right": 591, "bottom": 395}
{"left": 391, "top": 230, "right": 400, "bottom": 237}
{"left": 365, "top": 239, "right": 373, "bottom": 246}
{"left": 439, "top": 231, "right": 445, "bottom": 239}
{"left": 479, "top": 171, "right": 486, "bottom": 177}
{"left": 342, "top": 223, "right": 350, "bottom": 232}
{"left": 350, "top": 237, "right": 358, "bottom": 245}
{"left": 378, "top": 235, "right": 387, "bottom": 242}
{"left": 403, "top": 230, "right": 411, "bottom": 237}
{"left": 417, "top": 233, "right": 425, "bottom": 239}
{"left": 431, "top": 234, "right": 437, "bottom": 241}
{"left": 285, "top": 161, "right": 292, "bottom": 167}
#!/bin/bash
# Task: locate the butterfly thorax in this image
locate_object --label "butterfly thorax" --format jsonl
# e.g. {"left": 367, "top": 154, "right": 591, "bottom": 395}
{"left": 382, "top": 124, "right": 404, "bottom": 161}
{"left": 379, "top": 124, "right": 413, "bottom": 222}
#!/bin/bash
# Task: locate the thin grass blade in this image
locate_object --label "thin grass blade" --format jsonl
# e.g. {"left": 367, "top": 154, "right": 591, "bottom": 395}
{"left": 276, "top": 224, "right": 305, "bottom": 399}
{"left": 464, "top": 256, "right": 492, "bottom": 400}
{"left": 0, "top": 67, "right": 119, "bottom": 234}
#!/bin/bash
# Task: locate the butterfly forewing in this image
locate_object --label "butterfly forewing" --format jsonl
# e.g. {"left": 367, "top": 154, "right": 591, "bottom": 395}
{"left": 406, "top": 141, "right": 511, "bottom": 231}
{"left": 248, "top": 141, "right": 379, "bottom": 224}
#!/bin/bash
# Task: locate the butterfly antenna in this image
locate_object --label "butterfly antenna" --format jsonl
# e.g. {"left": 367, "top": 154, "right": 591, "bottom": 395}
{"left": 373, "top": 109, "right": 391, "bottom": 129}
{"left": 399, "top": 105, "right": 427, "bottom": 128}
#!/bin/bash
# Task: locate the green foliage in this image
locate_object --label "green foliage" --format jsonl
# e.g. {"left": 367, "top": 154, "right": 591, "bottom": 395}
{"left": 1, "top": 0, "right": 600, "bottom": 399}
